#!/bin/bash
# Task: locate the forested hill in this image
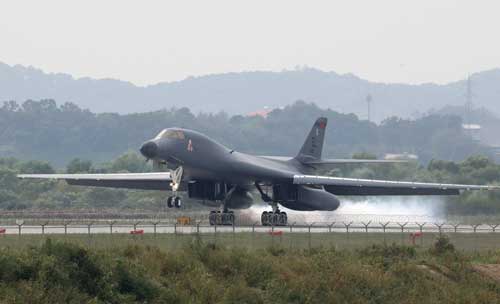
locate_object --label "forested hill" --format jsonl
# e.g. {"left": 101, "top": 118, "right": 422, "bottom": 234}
{"left": 2, "top": 62, "right": 500, "bottom": 121}
{"left": 0, "top": 99, "right": 486, "bottom": 166}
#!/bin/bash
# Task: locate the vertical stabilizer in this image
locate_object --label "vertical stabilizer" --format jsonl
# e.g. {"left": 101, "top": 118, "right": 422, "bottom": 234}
{"left": 296, "top": 117, "right": 327, "bottom": 161}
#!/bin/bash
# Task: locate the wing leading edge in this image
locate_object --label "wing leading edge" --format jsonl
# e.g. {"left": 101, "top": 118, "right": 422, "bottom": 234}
{"left": 18, "top": 172, "right": 172, "bottom": 191}
{"left": 293, "top": 174, "right": 499, "bottom": 196}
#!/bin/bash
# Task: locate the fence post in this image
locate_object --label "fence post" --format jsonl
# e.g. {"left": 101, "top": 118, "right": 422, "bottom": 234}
{"left": 41, "top": 221, "right": 49, "bottom": 235}
{"left": 397, "top": 222, "right": 408, "bottom": 233}
{"left": 153, "top": 221, "right": 159, "bottom": 237}
{"left": 109, "top": 221, "right": 116, "bottom": 234}
{"left": 343, "top": 221, "right": 353, "bottom": 233}
{"left": 380, "top": 222, "right": 390, "bottom": 244}
{"left": 87, "top": 221, "right": 94, "bottom": 236}
{"left": 252, "top": 221, "right": 258, "bottom": 234}
{"left": 472, "top": 224, "right": 480, "bottom": 233}
{"left": 380, "top": 222, "right": 390, "bottom": 233}
{"left": 174, "top": 223, "right": 178, "bottom": 235}
{"left": 452, "top": 223, "right": 460, "bottom": 233}
{"left": 64, "top": 220, "right": 71, "bottom": 235}
{"left": 397, "top": 222, "right": 408, "bottom": 244}
{"left": 197, "top": 221, "right": 201, "bottom": 234}
{"left": 434, "top": 223, "right": 445, "bottom": 235}
{"left": 16, "top": 219, "right": 24, "bottom": 236}
{"left": 489, "top": 224, "right": 499, "bottom": 232}
{"left": 415, "top": 222, "right": 426, "bottom": 246}
{"left": 133, "top": 221, "right": 141, "bottom": 232}
{"left": 290, "top": 222, "right": 296, "bottom": 233}
{"left": 416, "top": 222, "right": 426, "bottom": 234}
{"left": 308, "top": 223, "right": 315, "bottom": 250}
{"left": 328, "top": 222, "right": 336, "bottom": 233}
{"left": 361, "top": 221, "right": 371, "bottom": 233}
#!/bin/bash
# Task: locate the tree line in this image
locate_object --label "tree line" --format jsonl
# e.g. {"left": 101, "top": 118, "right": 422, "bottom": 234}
{"left": 0, "top": 99, "right": 487, "bottom": 166}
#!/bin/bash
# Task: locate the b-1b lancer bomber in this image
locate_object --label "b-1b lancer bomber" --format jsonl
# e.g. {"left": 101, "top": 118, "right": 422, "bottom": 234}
{"left": 19, "top": 118, "right": 499, "bottom": 226}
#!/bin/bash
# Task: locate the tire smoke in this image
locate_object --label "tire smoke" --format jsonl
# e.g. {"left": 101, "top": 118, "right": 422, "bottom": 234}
{"left": 239, "top": 197, "right": 446, "bottom": 225}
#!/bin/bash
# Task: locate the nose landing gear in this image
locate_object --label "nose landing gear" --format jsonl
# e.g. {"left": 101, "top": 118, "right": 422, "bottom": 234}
{"left": 166, "top": 196, "right": 182, "bottom": 208}
{"left": 166, "top": 166, "right": 184, "bottom": 209}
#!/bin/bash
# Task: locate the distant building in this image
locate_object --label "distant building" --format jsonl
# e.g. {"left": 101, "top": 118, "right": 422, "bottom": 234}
{"left": 247, "top": 107, "right": 273, "bottom": 118}
{"left": 462, "top": 124, "right": 482, "bottom": 142}
{"left": 384, "top": 153, "right": 419, "bottom": 161}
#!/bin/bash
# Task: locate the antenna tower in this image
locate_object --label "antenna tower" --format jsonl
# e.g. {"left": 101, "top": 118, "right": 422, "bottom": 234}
{"left": 366, "top": 94, "right": 372, "bottom": 122}
{"left": 465, "top": 76, "right": 473, "bottom": 125}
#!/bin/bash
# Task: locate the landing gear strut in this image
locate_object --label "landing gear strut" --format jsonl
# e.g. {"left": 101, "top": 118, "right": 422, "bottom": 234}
{"left": 166, "top": 166, "right": 183, "bottom": 209}
{"left": 255, "top": 182, "right": 288, "bottom": 226}
{"left": 209, "top": 186, "right": 237, "bottom": 226}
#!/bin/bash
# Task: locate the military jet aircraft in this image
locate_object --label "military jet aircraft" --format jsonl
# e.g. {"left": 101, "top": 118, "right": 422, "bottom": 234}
{"left": 18, "top": 117, "right": 499, "bottom": 226}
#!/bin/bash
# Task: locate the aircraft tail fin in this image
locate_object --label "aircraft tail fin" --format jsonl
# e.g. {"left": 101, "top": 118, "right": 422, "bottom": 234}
{"left": 295, "top": 117, "right": 327, "bottom": 161}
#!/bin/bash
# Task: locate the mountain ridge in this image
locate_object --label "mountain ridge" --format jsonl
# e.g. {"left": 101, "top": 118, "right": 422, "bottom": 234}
{"left": 1, "top": 61, "right": 500, "bottom": 121}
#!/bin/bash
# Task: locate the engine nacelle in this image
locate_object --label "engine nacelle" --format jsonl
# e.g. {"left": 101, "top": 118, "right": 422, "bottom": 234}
{"left": 187, "top": 180, "right": 253, "bottom": 209}
{"left": 187, "top": 180, "right": 226, "bottom": 201}
{"left": 225, "top": 188, "right": 253, "bottom": 209}
{"left": 279, "top": 185, "right": 340, "bottom": 211}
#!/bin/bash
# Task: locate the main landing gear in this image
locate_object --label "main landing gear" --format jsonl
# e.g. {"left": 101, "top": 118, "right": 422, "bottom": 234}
{"left": 209, "top": 186, "right": 236, "bottom": 226}
{"left": 209, "top": 210, "right": 235, "bottom": 226}
{"left": 166, "top": 166, "right": 183, "bottom": 209}
{"left": 254, "top": 182, "right": 288, "bottom": 226}
{"left": 261, "top": 210, "right": 287, "bottom": 226}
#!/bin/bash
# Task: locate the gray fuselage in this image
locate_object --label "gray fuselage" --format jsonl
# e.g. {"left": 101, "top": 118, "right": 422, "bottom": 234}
{"left": 150, "top": 128, "right": 307, "bottom": 186}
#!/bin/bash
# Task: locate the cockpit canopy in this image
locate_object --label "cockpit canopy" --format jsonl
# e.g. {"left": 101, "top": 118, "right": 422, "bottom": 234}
{"left": 155, "top": 129, "right": 185, "bottom": 140}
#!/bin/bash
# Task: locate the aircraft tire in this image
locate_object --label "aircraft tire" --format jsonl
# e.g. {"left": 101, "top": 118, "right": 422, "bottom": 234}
{"left": 174, "top": 197, "right": 182, "bottom": 208}
{"left": 167, "top": 196, "right": 174, "bottom": 208}
{"left": 209, "top": 211, "right": 216, "bottom": 225}
{"left": 228, "top": 213, "right": 235, "bottom": 226}
{"left": 221, "top": 213, "right": 232, "bottom": 226}
{"left": 278, "top": 212, "right": 287, "bottom": 226}
{"left": 261, "top": 211, "right": 268, "bottom": 226}
{"left": 271, "top": 213, "right": 279, "bottom": 226}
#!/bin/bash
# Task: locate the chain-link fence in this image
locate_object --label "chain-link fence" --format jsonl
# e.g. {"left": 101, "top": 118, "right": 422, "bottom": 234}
{"left": 1, "top": 219, "right": 500, "bottom": 251}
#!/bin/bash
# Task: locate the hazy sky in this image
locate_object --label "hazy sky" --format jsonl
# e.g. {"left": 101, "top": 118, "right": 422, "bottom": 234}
{"left": 1, "top": 0, "right": 499, "bottom": 85}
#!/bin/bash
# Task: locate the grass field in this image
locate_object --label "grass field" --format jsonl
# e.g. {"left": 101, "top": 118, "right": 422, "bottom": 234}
{"left": 0, "top": 235, "right": 499, "bottom": 303}
{"left": 2, "top": 231, "right": 500, "bottom": 252}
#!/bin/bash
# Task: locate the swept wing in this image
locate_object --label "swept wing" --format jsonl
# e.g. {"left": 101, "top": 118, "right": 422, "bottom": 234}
{"left": 293, "top": 174, "right": 498, "bottom": 196}
{"left": 18, "top": 172, "right": 172, "bottom": 191}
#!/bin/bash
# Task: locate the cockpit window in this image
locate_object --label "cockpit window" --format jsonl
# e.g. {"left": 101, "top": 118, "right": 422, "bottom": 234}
{"left": 155, "top": 129, "right": 185, "bottom": 140}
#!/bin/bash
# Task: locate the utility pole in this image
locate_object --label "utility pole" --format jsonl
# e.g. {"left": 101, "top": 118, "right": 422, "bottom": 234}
{"left": 465, "top": 76, "right": 473, "bottom": 125}
{"left": 366, "top": 94, "right": 372, "bottom": 122}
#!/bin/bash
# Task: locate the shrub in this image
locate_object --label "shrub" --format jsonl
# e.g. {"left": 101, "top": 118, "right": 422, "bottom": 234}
{"left": 430, "top": 234, "right": 455, "bottom": 256}
{"left": 358, "top": 243, "right": 416, "bottom": 269}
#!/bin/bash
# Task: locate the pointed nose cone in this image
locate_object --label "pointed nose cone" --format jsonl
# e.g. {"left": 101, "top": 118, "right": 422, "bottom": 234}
{"left": 140, "top": 141, "right": 158, "bottom": 159}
